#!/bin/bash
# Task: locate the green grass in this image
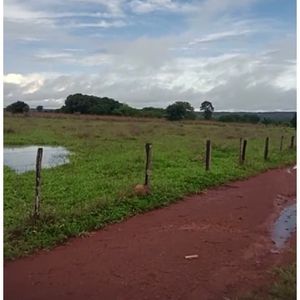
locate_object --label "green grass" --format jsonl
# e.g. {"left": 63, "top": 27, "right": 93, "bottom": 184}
{"left": 270, "top": 264, "right": 296, "bottom": 300}
{"left": 4, "top": 114, "right": 296, "bottom": 259}
{"left": 238, "top": 264, "right": 296, "bottom": 300}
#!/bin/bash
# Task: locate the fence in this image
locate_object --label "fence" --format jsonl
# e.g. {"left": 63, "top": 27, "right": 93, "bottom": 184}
{"left": 9, "top": 135, "right": 296, "bottom": 220}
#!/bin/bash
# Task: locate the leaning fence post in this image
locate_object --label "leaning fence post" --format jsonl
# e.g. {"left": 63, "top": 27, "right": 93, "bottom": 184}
{"left": 144, "top": 143, "right": 152, "bottom": 187}
{"left": 205, "top": 139, "right": 211, "bottom": 171}
{"left": 239, "top": 138, "right": 243, "bottom": 164}
{"left": 264, "top": 137, "right": 269, "bottom": 160}
{"left": 241, "top": 139, "right": 247, "bottom": 164}
{"left": 280, "top": 136, "right": 284, "bottom": 152}
{"left": 290, "top": 136, "right": 295, "bottom": 149}
{"left": 34, "top": 147, "right": 43, "bottom": 218}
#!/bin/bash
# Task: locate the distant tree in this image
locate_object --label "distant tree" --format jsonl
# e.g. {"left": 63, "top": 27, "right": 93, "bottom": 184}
{"left": 36, "top": 105, "right": 43, "bottom": 112}
{"left": 166, "top": 101, "right": 195, "bottom": 121}
{"left": 112, "top": 104, "right": 139, "bottom": 117}
{"left": 218, "top": 113, "right": 260, "bottom": 124}
{"left": 140, "top": 107, "right": 165, "bottom": 118}
{"left": 290, "top": 113, "right": 296, "bottom": 129}
{"left": 218, "top": 115, "right": 238, "bottom": 123}
{"left": 200, "top": 101, "right": 214, "bottom": 120}
{"left": 6, "top": 101, "right": 30, "bottom": 113}
{"left": 261, "top": 118, "right": 272, "bottom": 125}
{"left": 244, "top": 114, "right": 260, "bottom": 124}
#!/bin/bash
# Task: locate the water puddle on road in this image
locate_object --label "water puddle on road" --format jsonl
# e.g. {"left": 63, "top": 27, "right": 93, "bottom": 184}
{"left": 271, "top": 203, "right": 296, "bottom": 249}
{"left": 4, "top": 146, "right": 70, "bottom": 174}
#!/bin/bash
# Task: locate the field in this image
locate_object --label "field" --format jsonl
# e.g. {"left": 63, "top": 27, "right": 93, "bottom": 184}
{"left": 4, "top": 113, "right": 296, "bottom": 259}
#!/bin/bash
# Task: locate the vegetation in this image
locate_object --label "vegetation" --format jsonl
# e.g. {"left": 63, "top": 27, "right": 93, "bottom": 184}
{"left": 239, "top": 264, "right": 296, "bottom": 300}
{"left": 290, "top": 113, "right": 296, "bottom": 129}
{"left": 140, "top": 107, "right": 165, "bottom": 118}
{"left": 6, "top": 101, "right": 30, "bottom": 114}
{"left": 213, "top": 111, "right": 296, "bottom": 125}
{"left": 4, "top": 114, "right": 295, "bottom": 259}
{"left": 60, "top": 93, "right": 122, "bottom": 115}
{"left": 200, "top": 101, "right": 214, "bottom": 120}
{"left": 166, "top": 101, "right": 195, "bottom": 120}
{"left": 5, "top": 95, "right": 296, "bottom": 126}
{"left": 57, "top": 93, "right": 167, "bottom": 118}
{"left": 36, "top": 105, "right": 43, "bottom": 112}
{"left": 270, "top": 264, "right": 296, "bottom": 300}
{"left": 219, "top": 113, "right": 260, "bottom": 124}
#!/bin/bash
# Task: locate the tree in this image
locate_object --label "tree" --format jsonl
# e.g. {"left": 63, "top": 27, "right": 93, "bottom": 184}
{"left": 140, "top": 107, "right": 165, "bottom": 118}
{"left": 290, "top": 113, "right": 296, "bottom": 129}
{"left": 36, "top": 105, "right": 43, "bottom": 112}
{"left": 166, "top": 101, "right": 195, "bottom": 121}
{"left": 218, "top": 113, "right": 260, "bottom": 124}
{"left": 261, "top": 118, "right": 272, "bottom": 125}
{"left": 200, "top": 101, "right": 214, "bottom": 120}
{"left": 112, "top": 104, "right": 139, "bottom": 117}
{"left": 6, "top": 101, "right": 30, "bottom": 113}
{"left": 60, "top": 93, "right": 122, "bottom": 115}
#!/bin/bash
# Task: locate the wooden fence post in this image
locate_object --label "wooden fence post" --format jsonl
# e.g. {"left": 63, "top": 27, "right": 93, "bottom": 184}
{"left": 239, "top": 138, "right": 243, "bottom": 164}
{"left": 264, "top": 137, "right": 269, "bottom": 160}
{"left": 34, "top": 147, "right": 43, "bottom": 218}
{"left": 144, "top": 143, "right": 152, "bottom": 187}
{"left": 280, "top": 136, "right": 284, "bottom": 152}
{"left": 290, "top": 136, "right": 295, "bottom": 149}
{"left": 205, "top": 140, "right": 211, "bottom": 171}
{"left": 241, "top": 139, "right": 247, "bottom": 164}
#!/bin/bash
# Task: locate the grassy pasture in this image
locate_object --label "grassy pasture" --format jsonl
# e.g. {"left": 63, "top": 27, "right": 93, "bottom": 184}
{"left": 4, "top": 113, "right": 296, "bottom": 259}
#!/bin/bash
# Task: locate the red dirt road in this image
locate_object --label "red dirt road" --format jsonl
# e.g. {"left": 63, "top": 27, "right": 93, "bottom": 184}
{"left": 5, "top": 167, "right": 296, "bottom": 300}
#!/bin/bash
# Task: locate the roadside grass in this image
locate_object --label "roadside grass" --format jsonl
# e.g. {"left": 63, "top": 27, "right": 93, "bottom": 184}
{"left": 4, "top": 114, "right": 296, "bottom": 259}
{"left": 270, "top": 264, "right": 296, "bottom": 300}
{"left": 238, "top": 264, "right": 296, "bottom": 300}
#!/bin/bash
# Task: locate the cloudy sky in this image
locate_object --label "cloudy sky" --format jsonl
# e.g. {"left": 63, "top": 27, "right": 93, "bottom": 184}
{"left": 4, "top": 0, "right": 296, "bottom": 111}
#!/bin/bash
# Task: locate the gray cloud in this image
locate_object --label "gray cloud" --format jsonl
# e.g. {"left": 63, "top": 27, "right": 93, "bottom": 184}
{"left": 4, "top": 0, "right": 296, "bottom": 111}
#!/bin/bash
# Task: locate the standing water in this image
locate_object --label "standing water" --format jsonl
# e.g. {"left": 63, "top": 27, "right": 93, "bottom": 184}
{"left": 4, "top": 146, "right": 70, "bottom": 174}
{"left": 271, "top": 203, "right": 296, "bottom": 249}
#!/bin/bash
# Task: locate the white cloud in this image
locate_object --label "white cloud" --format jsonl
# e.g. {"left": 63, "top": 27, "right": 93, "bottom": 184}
{"left": 193, "top": 0, "right": 258, "bottom": 17}
{"left": 188, "top": 29, "right": 253, "bottom": 45}
{"left": 69, "top": 20, "right": 127, "bottom": 28}
{"left": 272, "top": 65, "right": 296, "bottom": 91}
{"left": 35, "top": 53, "right": 74, "bottom": 59}
{"left": 80, "top": 53, "right": 114, "bottom": 66}
{"left": 3, "top": 43, "right": 296, "bottom": 110}
{"left": 4, "top": 2, "right": 47, "bottom": 21}
{"left": 129, "top": 0, "right": 182, "bottom": 14}
{"left": 4, "top": 73, "right": 45, "bottom": 94}
{"left": 3, "top": 0, "right": 296, "bottom": 111}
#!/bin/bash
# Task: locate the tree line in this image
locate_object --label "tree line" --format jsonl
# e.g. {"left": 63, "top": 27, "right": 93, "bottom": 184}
{"left": 5, "top": 95, "right": 296, "bottom": 128}
{"left": 5, "top": 94, "right": 215, "bottom": 121}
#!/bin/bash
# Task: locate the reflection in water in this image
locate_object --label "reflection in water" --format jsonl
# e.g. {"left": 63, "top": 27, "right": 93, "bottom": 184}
{"left": 4, "top": 146, "right": 70, "bottom": 174}
{"left": 271, "top": 203, "right": 296, "bottom": 249}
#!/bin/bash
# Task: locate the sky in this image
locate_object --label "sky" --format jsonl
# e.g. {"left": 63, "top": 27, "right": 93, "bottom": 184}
{"left": 3, "top": 0, "right": 296, "bottom": 111}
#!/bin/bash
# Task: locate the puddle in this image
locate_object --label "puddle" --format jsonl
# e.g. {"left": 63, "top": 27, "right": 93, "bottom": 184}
{"left": 271, "top": 203, "right": 296, "bottom": 249}
{"left": 4, "top": 146, "right": 70, "bottom": 174}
